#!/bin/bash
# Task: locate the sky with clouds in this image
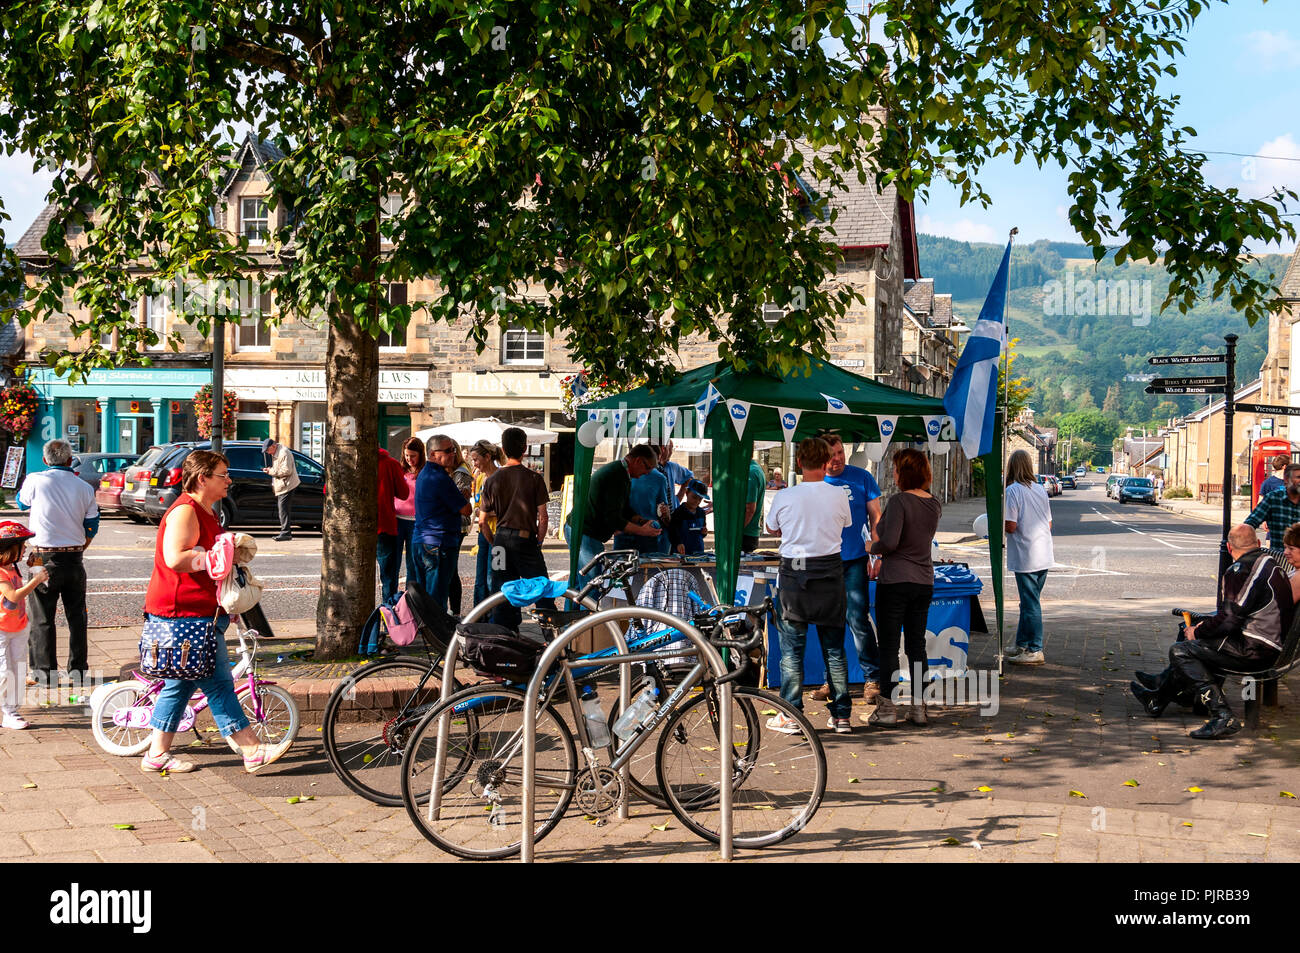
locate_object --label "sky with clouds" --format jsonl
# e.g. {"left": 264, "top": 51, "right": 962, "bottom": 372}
{"left": 917, "top": 1, "right": 1299, "bottom": 252}
{"left": 2, "top": 3, "right": 1297, "bottom": 253}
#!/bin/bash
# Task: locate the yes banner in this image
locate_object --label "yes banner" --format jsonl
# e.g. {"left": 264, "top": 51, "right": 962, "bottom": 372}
{"left": 778, "top": 407, "right": 802, "bottom": 443}
{"left": 725, "top": 399, "right": 752, "bottom": 439}
{"left": 822, "top": 392, "right": 851, "bottom": 414}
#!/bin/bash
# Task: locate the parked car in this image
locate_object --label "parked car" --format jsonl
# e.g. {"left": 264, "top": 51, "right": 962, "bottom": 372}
{"left": 1118, "top": 476, "right": 1157, "bottom": 505}
{"left": 1106, "top": 475, "right": 1127, "bottom": 499}
{"left": 1059, "top": 474, "right": 1076, "bottom": 489}
{"left": 1036, "top": 474, "right": 1061, "bottom": 497}
{"left": 95, "top": 466, "right": 135, "bottom": 514}
{"left": 70, "top": 452, "right": 138, "bottom": 490}
{"left": 137, "top": 441, "right": 325, "bottom": 530}
{"left": 119, "top": 445, "right": 172, "bottom": 522}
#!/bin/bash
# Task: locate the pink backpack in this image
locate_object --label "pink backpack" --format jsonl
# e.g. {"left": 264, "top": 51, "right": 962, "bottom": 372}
{"left": 379, "top": 593, "right": 420, "bottom": 646}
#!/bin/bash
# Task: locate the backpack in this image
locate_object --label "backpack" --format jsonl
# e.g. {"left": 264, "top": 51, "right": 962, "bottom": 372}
{"left": 358, "top": 605, "right": 385, "bottom": 656}
{"left": 458, "top": 623, "right": 546, "bottom": 680}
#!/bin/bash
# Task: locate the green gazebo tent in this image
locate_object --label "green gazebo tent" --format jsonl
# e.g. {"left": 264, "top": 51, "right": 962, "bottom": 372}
{"left": 567, "top": 352, "right": 1005, "bottom": 639}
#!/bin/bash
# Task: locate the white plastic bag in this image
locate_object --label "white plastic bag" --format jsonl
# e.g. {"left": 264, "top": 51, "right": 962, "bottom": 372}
{"left": 219, "top": 565, "right": 264, "bottom": 614}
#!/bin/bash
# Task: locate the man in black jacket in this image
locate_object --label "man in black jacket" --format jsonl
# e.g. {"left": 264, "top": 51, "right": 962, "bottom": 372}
{"left": 1131, "top": 524, "right": 1293, "bottom": 739}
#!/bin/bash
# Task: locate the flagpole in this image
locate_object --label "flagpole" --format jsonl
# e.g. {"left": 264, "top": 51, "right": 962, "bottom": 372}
{"left": 998, "top": 227, "right": 1018, "bottom": 675}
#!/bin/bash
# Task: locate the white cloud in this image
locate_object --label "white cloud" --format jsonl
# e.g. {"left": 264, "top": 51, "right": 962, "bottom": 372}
{"left": 0, "top": 151, "right": 55, "bottom": 244}
{"left": 1242, "top": 30, "right": 1300, "bottom": 71}
{"left": 917, "top": 214, "right": 996, "bottom": 243}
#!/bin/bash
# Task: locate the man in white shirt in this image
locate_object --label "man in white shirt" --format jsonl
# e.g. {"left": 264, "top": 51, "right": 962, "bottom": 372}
{"left": 765, "top": 437, "right": 853, "bottom": 734}
{"left": 17, "top": 439, "right": 99, "bottom": 685}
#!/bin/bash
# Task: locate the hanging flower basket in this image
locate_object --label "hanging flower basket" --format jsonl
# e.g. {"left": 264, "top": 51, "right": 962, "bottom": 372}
{"left": 0, "top": 381, "right": 40, "bottom": 444}
{"left": 560, "top": 372, "right": 646, "bottom": 415}
{"left": 194, "top": 384, "right": 239, "bottom": 439}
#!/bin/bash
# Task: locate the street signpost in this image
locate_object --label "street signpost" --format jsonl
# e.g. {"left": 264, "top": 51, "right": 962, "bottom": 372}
{"left": 1144, "top": 385, "right": 1224, "bottom": 395}
{"left": 1235, "top": 402, "right": 1300, "bottom": 417}
{"left": 1144, "top": 339, "right": 1237, "bottom": 596}
{"left": 1147, "top": 354, "right": 1227, "bottom": 366}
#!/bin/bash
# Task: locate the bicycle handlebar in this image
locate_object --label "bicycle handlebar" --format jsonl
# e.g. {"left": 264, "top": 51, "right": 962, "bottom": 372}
{"left": 580, "top": 549, "right": 642, "bottom": 577}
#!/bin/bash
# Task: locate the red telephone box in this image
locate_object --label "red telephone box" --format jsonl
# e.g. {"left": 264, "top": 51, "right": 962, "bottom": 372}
{"left": 1252, "top": 437, "right": 1294, "bottom": 507}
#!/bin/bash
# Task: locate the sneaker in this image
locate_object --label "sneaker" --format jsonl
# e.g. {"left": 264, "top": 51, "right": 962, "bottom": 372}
{"left": 244, "top": 737, "right": 295, "bottom": 773}
{"left": 908, "top": 704, "right": 929, "bottom": 727}
{"left": 1003, "top": 645, "right": 1027, "bottom": 658}
{"left": 810, "top": 683, "right": 831, "bottom": 702}
{"left": 2, "top": 714, "right": 28, "bottom": 730}
{"left": 826, "top": 716, "right": 852, "bottom": 734}
{"left": 272, "top": 534, "right": 293, "bottom": 542}
{"left": 766, "top": 713, "right": 803, "bottom": 735}
{"left": 861, "top": 681, "right": 881, "bottom": 703}
{"left": 1009, "top": 650, "right": 1045, "bottom": 665}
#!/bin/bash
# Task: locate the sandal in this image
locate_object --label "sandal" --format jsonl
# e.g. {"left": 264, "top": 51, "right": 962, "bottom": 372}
{"left": 243, "top": 739, "right": 293, "bottom": 774}
{"left": 140, "top": 752, "right": 196, "bottom": 774}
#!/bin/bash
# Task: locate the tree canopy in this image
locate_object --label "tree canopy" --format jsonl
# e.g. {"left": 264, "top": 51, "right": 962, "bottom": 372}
{"left": 2, "top": 0, "right": 1294, "bottom": 655}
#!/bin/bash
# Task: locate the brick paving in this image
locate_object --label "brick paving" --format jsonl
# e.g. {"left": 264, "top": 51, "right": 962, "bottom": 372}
{"left": 2, "top": 500, "right": 1297, "bottom": 863}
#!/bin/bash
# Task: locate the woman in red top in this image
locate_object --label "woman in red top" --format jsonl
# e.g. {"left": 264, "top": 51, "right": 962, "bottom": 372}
{"left": 141, "top": 450, "right": 292, "bottom": 775}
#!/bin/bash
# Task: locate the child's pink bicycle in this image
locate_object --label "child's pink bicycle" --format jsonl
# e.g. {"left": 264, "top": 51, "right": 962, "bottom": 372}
{"left": 90, "top": 619, "right": 299, "bottom": 757}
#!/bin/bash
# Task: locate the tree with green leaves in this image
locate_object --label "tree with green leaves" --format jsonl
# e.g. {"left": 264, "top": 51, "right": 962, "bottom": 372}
{"left": 1056, "top": 408, "right": 1121, "bottom": 451}
{"left": 2, "top": 0, "right": 1294, "bottom": 657}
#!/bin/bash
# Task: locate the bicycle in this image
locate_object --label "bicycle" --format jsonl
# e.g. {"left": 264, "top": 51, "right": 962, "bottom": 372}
{"left": 398, "top": 596, "right": 826, "bottom": 860}
{"left": 321, "top": 551, "right": 694, "bottom": 808}
{"left": 90, "top": 618, "right": 299, "bottom": 756}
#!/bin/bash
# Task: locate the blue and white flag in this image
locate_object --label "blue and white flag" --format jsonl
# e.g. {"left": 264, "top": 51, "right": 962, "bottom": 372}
{"left": 725, "top": 399, "right": 751, "bottom": 439}
{"left": 821, "top": 392, "right": 851, "bottom": 414}
{"left": 634, "top": 408, "right": 650, "bottom": 437}
{"left": 611, "top": 408, "right": 625, "bottom": 433}
{"left": 778, "top": 407, "right": 801, "bottom": 442}
{"left": 695, "top": 382, "right": 722, "bottom": 433}
{"left": 663, "top": 407, "right": 678, "bottom": 436}
{"left": 570, "top": 373, "right": 589, "bottom": 402}
{"left": 943, "top": 240, "right": 1011, "bottom": 459}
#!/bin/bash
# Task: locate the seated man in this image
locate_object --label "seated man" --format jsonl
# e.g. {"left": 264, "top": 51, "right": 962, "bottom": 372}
{"left": 1131, "top": 524, "right": 1293, "bottom": 739}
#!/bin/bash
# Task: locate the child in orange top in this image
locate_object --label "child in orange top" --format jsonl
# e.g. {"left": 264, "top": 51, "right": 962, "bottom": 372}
{"left": 0, "top": 522, "right": 48, "bottom": 729}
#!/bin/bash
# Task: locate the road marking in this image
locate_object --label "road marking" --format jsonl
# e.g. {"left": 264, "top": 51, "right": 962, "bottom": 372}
{"left": 89, "top": 573, "right": 319, "bottom": 583}
{"left": 89, "top": 585, "right": 321, "bottom": 596}
{"left": 1148, "top": 536, "right": 1180, "bottom": 549}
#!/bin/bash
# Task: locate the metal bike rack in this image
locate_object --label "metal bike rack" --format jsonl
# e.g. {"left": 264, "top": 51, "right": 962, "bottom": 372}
{"left": 520, "top": 606, "right": 733, "bottom": 863}
{"left": 425, "top": 589, "right": 634, "bottom": 826}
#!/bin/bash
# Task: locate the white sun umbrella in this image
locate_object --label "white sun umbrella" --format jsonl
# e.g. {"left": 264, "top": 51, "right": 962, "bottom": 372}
{"left": 412, "top": 416, "right": 558, "bottom": 448}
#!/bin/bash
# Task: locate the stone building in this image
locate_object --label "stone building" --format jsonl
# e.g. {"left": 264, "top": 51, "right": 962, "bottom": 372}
{"left": 14, "top": 135, "right": 964, "bottom": 492}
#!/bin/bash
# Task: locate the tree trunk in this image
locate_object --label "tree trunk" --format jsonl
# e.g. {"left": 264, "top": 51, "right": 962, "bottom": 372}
{"left": 316, "top": 186, "right": 381, "bottom": 659}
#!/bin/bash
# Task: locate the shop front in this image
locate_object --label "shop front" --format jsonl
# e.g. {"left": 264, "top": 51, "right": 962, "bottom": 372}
{"left": 450, "top": 371, "right": 573, "bottom": 489}
{"left": 223, "top": 367, "right": 428, "bottom": 462}
{"left": 26, "top": 367, "right": 210, "bottom": 473}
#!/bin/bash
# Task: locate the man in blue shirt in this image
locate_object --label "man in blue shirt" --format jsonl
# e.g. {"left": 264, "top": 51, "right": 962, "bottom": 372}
{"left": 415, "top": 434, "right": 472, "bottom": 613}
{"left": 615, "top": 451, "right": 672, "bottom": 554}
{"left": 816, "top": 434, "right": 884, "bottom": 703}
{"left": 659, "top": 442, "right": 694, "bottom": 506}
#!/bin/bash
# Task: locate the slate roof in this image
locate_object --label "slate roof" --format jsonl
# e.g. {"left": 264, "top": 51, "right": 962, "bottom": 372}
{"left": 788, "top": 140, "right": 899, "bottom": 247}
{"left": 13, "top": 202, "right": 57, "bottom": 259}
{"left": 933, "top": 293, "right": 953, "bottom": 327}
{"left": 903, "top": 278, "right": 935, "bottom": 317}
{"left": 1280, "top": 248, "right": 1300, "bottom": 300}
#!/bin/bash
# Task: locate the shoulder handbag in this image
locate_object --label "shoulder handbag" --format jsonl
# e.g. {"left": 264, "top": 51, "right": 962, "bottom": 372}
{"left": 139, "top": 613, "right": 221, "bottom": 680}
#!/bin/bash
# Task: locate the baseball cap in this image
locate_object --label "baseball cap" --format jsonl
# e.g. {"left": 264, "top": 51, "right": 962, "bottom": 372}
{"left": 262, "top": 438, "right": 275, "bottom": 452}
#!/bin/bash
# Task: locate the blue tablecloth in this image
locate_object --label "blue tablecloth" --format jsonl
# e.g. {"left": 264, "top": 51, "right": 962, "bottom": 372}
{"left": 765, "top": 564, "right": 985, "bottom": 687}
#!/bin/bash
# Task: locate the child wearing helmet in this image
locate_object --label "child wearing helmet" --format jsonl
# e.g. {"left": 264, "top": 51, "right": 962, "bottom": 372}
{"left": 0, "top": 521, "right": 48, "bottom": 729}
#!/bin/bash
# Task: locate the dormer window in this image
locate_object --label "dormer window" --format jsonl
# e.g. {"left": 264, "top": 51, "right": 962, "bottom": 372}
{"left": 242, "top": 198, "right": 269, "bottom": 243}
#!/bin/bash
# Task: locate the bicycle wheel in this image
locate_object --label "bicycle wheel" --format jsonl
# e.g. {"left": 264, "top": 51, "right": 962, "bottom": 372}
{"left": 91, "top": 682, "right": 155, "bottom": 756}
{"left": 322, "top": 657, "right": 456, "bottom": 806}
{"left": 656, "top": 686, "right": 825, "bottom": 848}
{"left": 401, "top": 685, "right": 577, "bottom": 861}
{"left": 239, "top": 684, "right": 299, "bottom": 747}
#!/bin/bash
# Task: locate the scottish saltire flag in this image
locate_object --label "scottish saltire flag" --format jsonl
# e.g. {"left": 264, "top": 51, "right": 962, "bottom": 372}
{"left": 943, "top": 240, "right": 1011, "bottom": 458}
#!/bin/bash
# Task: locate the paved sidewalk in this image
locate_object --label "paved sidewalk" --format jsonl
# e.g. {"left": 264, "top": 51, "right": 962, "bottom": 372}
{"left": 1157, "top": 496, "right": 1250, "bottom": 527}
{"left": 4, "top": 587, "right": 1298, "bottom": 863}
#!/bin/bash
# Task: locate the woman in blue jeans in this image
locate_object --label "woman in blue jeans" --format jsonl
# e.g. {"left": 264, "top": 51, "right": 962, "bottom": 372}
{"left": 468, "top": 440, "right": 505, "bottom": 608}
{"left": 140, "top": 450, "right": 291, "bottom": 774}
{"left": 1003, "top": 450, "right": 1054, "bottom": 664}
{"left": 395, "top": 437, "right": 424, "bottom": 592}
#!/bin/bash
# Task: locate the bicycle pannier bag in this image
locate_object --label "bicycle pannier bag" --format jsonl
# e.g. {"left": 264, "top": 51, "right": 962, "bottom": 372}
{"left": 458, "top": 624, "right": 545, "bottom": 679}
{"left": 139, "top": 614, "right": 220, "bottom": 680}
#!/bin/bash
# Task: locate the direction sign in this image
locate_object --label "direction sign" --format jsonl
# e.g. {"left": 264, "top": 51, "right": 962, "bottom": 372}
{"left": 1148, "top": 376, "right": 1227, "bottom": 388}
{"left": 1235, "top": 402, "right": 1300, "bottom": 417}
{"left": 1145, "top": 384, "right": 1225, "bottom": 395}
{"left": 1148, "top": 354, "right": 1227, "bottom": 366}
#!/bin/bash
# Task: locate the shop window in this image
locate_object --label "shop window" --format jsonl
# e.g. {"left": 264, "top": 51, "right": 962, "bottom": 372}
{"left": 237, "top": 288, "right": 273, "bottom": 351}
{"left": 379, "top": 283, "right": 407, "bottom": 351}
{"left": 242, "top": 197, "right": 270, "bottom": 243}
{"left": 501, "top": 324, "right": 544, "bottom": 365}
{"left": 760, "top": 302, "right": 785, "bottom": 326}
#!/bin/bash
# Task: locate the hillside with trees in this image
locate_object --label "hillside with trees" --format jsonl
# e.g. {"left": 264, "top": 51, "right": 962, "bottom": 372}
{"left": 919, "top": 233, "right": 1289, "bottom": 443}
